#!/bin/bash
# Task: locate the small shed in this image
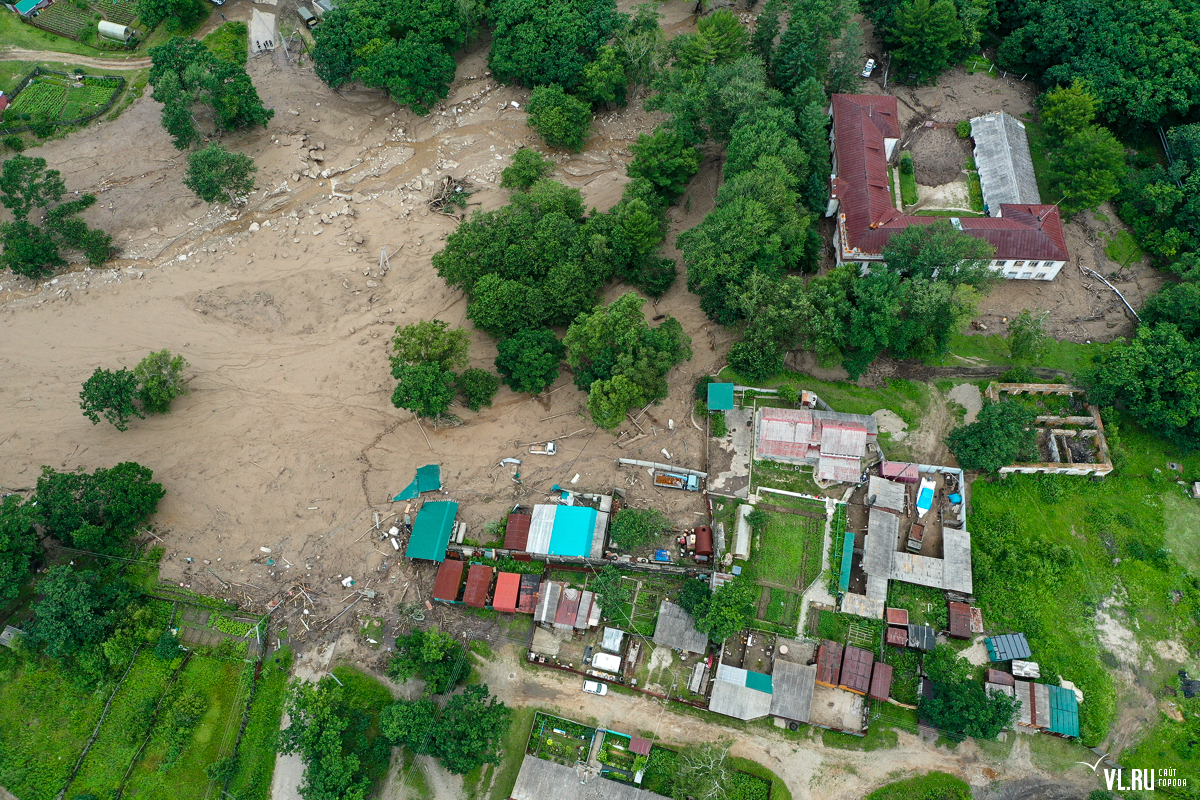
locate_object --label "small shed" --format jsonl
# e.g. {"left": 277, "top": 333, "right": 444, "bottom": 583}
{"left": 653, "top": 601, "right": 709, "bottom": 654}
{"left": 592, "top": 652, "right": 622, "bottom": 673}
{"left": 493, "top": 572, "right": 521, "bottom": 613}
{"left": 907, "top": 624, "right": 936, "bottom": 652}
{"left": 534, "top": 581, "right": 562, "bottom": 624}
{"left": 839, "top": 646, "right": 874, "bottom": 695}
{"left": 947, "top": 601, "right": 972, "bottom": 639}
{"left": 504, "top": 513, "right": 532, "bottom": 550}
{"left": 463, "top": 564, "right": 494, "bottom": 608}
{"left": 885, "top": 608, "right": 909, "bottom": 627}
{"left": 868, "top": 662, "right": 893, "bottom": 701}
{"left": 708, "top": 662, "right": 773, "bottom": 721}
{"left": 707, "top": 382, "right": 735, "bottom": 412}
{"left": 868, "top": 476, "right": 906, "bottom": 514}
{"left": 406, "top": 501, "right": 458, "bottom": 561}
{"left": 885, "top": 626, "right": 908, "bottom": 647}
{"left": 629, "top": 736, "right": 652, "bottom": 756}
{"left": 815, "top": 640, "right": 844, "bottom": 688}
{"left": 985, "top": 668, "right": 1015, "bottom": 686}
{"left": 98, "top": 20, "right": 134, "bottom": 41}
{"left": 986, "top": 633, "right": 1031, "bottom": 662}
{"left": 881, "top": 461, "right": 920, "bottom": 483}
{"left": 554, "top": 587, "right": 582, "bottom": 630}
{"left": 601, "top": 627, "right": 626, "bottom": 654}
{"left": 517, "top": 573, "right": 541, "bottom": 613}
{"left": 769, "top": 660, "right": 816, "bottom": 724}
{"left": 431, "top": 559, "right": 465, "bottom": 603}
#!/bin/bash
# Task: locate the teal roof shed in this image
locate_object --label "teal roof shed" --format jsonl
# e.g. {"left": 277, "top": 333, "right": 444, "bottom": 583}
{"left": 548, "top": 505, "right": 597, "bottom": 557}
{"left": 1046, "top": 684, "right": 1079, "bottom": 737}
{"left": 406, "top": 501, "right": 458, "bottom": 561}
{"left": 707, "top": 382, "right": 735, "bottom": 412}
{"left": 15, "top": 0, "right": 40, "bottom": 14}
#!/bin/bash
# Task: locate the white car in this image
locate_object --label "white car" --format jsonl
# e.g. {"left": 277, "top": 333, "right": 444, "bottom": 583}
{"left": 862, "top": 58, "right": 877, "bottom": 78}
{"left": 583, "top": 680, "right": 608, "bottom": 696}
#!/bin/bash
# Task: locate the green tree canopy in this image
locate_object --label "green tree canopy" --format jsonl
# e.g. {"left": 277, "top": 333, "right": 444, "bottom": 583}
{"left": 920, "top": 645, "right": 1018, "bottom": 739}
{"left": 607, "top": 507, "right": 669, "bottom": 550}
{"left": 429, "top": 684, "right": 509, "bottom": 774}
{"left": 627, "top": 128, "right": 702, "bottom": 199}
{"left": 527, "top": 84, "right": 592, "bottom": 152}
{"left": 387, "top": 628, "right": 467, "bottom": 695}
{"left": 28, "top": 566, "right": 128, "bottom": 659}
{"left": 500, "top": 148, "right": 555, "bottom": 191}
{"left": 1040, "top": 83, "right": 1098, "bottom": 143}
{"left": 487, "top": 0, "right": 622, "bottom": 90}
{"left": 80, "top": 367, "right": 143, "bottom": 431}
{"left": 946, "top": 399, "right": 1038, "bottom": 472}
{"left": 148, "top": 37, "right": 273, "bottom": 149}
{"left": 1046, "top": 125, "right": 1127, "bottom": 216}
{"left": 278, "top": 678, "right": 385, "bottom": 800}
{"left": 677, "top": 577, "right": 712, "bottom": 620}
{"left": 391, "top": 364, "right": 456, "bottom": 418}
{"left": 134, "top": 350, "right": 190, "bottom": 414}
{"left": 184, "top": 144, "right": 257, "bottom": 204}
{"left": 34, "top": 462, "right": 166, "bottom": 549}
{"left": 697, "top": 575, "right": 756, "bottom": 642}
{"left": 0, "top": 155, "right": 113, "bottom": 279}
{"left": 1140, "top": 282, "right": 1200, "bottom": 340}
{"left": 0, "top": 495, "right": 40, "bottom": 604}
{"left": 390, "top": 320, "right": 470, "bottom": 372}
{"left": 136, "top": 0, "right": 205, "bottom": 30}
{"left": 494, "top": 327, "right": 565, "bottom": 394}
{"left": 455, "top": 368, "right": 500, "bottom": 411}
{"left": 889, "top": 0, "right": 962, "bottom": 84}
{"left": 589, "top": 565, "right": 633, "bottom": 614}
{"left": 1080, "top": 323, "right": 1200, "bottom": 449}
{"left": 1007, "top": 309, "right": 1050, "bottom": 364}
{"left": 379, "top": 697, "right": 438, "bottom": 752}
{"left": 311, "top": 0, "right": 471, "bottom": 113}
{"left": 674, "top": 9, "right": 748, "bottom": 70}
{"left": 578, "top": 45, "right": 628, "bottom": 107}
{"left": 564, "top": 293, "right": 692, "bottom": 429}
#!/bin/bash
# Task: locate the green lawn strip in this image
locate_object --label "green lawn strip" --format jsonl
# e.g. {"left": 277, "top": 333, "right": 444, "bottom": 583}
{"left": 815, "top": 610, "right": 854, "bottom": 643}
{"left": 225, "top": 647, "right": 293, "bottom": 800}
{"left": 69, "top": 651, "right": 176, "bottom": 797}
{"left": 752, "top": 461, "right": 828, "bottom": 497}
{"left": 718, "top": 368, "right": 930, "bottom": 430}
{"left": 122, "top": 655, "right": 248, "bottom": 800}
{"left": 967, "top": 168, "right": 984, "bottom": 212}
{"left": 885, "top": 581, "right": 947, "bottom": 629}
{"left": 880, "top": 647, "right": 921, "bottom": 705}
{"left": 0, "top": 13, "right": 109, "bottom": 56}
{"left": 943, "top": 332, "right": 1099, "bottom": 374}
{"left": 482, "top": 706, "right": 535, "bottom": 799}
{"left": 821, "top": 719, "right": 899, "bottom": 751}
{"left": 865, "top": 770, "right": 971, "bottom": 799}
{"left": 0, "top": 652, "right": 108, "bottom": 800}
{"left": 728, "top": 757, "right": 788, "bottom": 800}
{"left": 899, "top": 168, "right": 918, "bottom": 207}
{"left": 1022, "top": 118, "right": 1059, "bottom": 202}
{"left": 1164, "top": 491, "right": 1200, "bottom": 574}
{"left": 202, "top": 21, "right": 249, "bottom": 65}
{"left": 970, "top": 463, "right": 1200, "bottom": 746}
{"left": 741, "top": 512, "right": 823, "bottom": 589}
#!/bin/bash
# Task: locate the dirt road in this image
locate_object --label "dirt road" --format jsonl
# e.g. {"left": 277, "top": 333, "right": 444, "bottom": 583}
{"left": 0, "top": 48, "right": 152, "bottom": 68}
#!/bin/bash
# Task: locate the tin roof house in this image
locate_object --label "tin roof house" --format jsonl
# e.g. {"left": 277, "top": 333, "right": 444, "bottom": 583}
{"left": 755, "top": 406, "right": 878, "bottom": 483}
{"left": 827, "top": 94, "right": 1069, "bottom": 281}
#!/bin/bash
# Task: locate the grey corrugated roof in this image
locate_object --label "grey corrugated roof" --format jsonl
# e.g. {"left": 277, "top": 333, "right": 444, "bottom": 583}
{"left": 941, "top": 528, "right": 974, "bottom": 594}
{"left": 770, "top": 661, "right": 816, "bottom": 722}
{"left": 970, "top": 111, "right": 1042, "bottom": 212}
{"left": 867, "top": 476, "right": 905, "bottom": 513}
{"left": 511, "top": 755, "right": 671, "bottom": 800}
{"left": 708, "top": 662, "right": 773, "bottom": 720}
{"left": 863, "top": 510, "right": 898, "bottom": 576}
{"left": 653, "top": 601, "right": 709, "bottom": 653}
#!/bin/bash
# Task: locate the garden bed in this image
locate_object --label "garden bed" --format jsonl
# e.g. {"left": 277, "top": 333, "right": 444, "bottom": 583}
{"left": 528, "top": 712, "right": 595, "bottom": 765}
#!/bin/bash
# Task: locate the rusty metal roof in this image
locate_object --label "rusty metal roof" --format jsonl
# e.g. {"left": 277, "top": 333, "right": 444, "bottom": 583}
{"left": 505, "top": 513, "right": 532, "bottom": 551}
{"left": 432, "top": 559, "right": 464, "bottom": 603}
{"left": 517, "top": 573, "right": 541, "bottom": 613}
{"left": 463, "top": 564, "right": 494, "bottom": 608}
{"left": 493, "top": 572, "right": 520, "bottom": 613}
{"left": 839, "top": 646, "right": 874, "bottom": 695}
{"left": 816, "top": 640, "right": 843, "bottom": 687}
{"left": 869, "top": 662, "right": 893, "bottom": 701}
{"left": 948, "top": 601, "right": 972, "bottom": 639}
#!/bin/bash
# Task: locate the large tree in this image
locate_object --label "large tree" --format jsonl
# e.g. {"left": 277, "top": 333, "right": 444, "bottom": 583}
{"left": 278, "top": 678, "right": 386, "bottom": 800}
{"left": 0, "top": 155, "right": 112, "bottom": 279}
{"left": 0, "top": 495, "right": 39, "bottom": 604}
{"left": 946, "top": 399, "right": 1038, "bottom": 472}
{"left": 311, "top": 0, "right": 471, "bottom": 113}
{"left": 390, "top": 320, "right": 470, "bottom": 372}
{"left": 428, "top": 685, "right": 509, "bottom": 774}
{"left": 136, "top": 0, "right": 205, "bottom": 30}
{"left": 148, "top": 37, "right": 273, "bottom": 149}
{"left": 673, "top": 9, "right": 748, "bottom": 70}
{"left": 527, "top": 84, "right": 592, "bottom": 152}
{"left": 889, "top": 0, "right": 963, "bottom": 84}
{"left": 627, "top": 128, "right": 702, "bottom": 199}
{"left": 564, "top": 293, "right": 692, "bottom": 430}
{"left": 80, "top": 367, "right": 143, "bottom": 431}
{"left": 391, "top": 363, "right": 456, "bottom": 418}
{"left": 133, "top": 350, "right": 190, "bottom": 414}
{"left": 697, "top": 575, "right": 757, "bottom": 642}
{"left": 487, "top": 0, "right": 622, "bottom": 90}
{"left": 184, "top": 144, "right": 256, "bottom": 204}
{"left": 34, "top": 462, "right": 166, "bottom": 550}
{"left": 1046, "top": 125, "right": 1127, "bottom": 216}
{"left": 27, "top": 566, "right": 126, "bottom": 659}
{"left": 920, "top": 645, "right": 1017, "bottom": 739}
{"left": 387, "top": 628, "right": 467, "bottom": 695}
{"left": 494, "top": 327, "right": 565, "bottom": 394}
{"left": 589, "top": 565, "right": 633, "bottom": 614}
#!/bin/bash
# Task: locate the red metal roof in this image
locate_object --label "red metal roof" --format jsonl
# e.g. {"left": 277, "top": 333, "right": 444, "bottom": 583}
{"left": 839, "top": 646, "right": 874, "bottom": 695}
{"left": 830, "top": 93, "right": 1069, "bottom": 264}
{"left": 881, "top": 461, "right": 920, "bottom": 483}
{"left": 948, "top": 601, "right": 972, "bottom": 639}
{"left": 517, "top": 573, "right": 541, "bottom": 613}
{"left": 555, "top": 587, "right": 582, "bottom": 627}
{"left": 869, "top": 662, "right": 893, "bottom": 701}
{"left": 629, "top": 736, "right": 652, "bottom": 756}
{"left": 431, "top": 559, "right": 464, "bottom": 603}
{"left": 816, "top": 640, "right": 843, "bottom": 687}
{"left": 504, "top": 513, "right": 531, "bottom": 551}
{"left": 493, "top": 572, "right": 520, "bottom": 613}
{"left": 986, "top": 668, "right": 1015, "bottom": 686}
{"left": 886, "top": 626, "right": 909, "bottom": 647}
{"left": 463, "top": 564, "right": 494, "bottom": 608}
{"left": 886, "top": 608, "right": 909, "bottom": 626}
{"left": 757, "top": 408, "right": 816, "bottom": 461}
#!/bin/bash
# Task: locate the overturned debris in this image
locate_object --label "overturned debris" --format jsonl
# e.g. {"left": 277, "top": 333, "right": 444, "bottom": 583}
{"left": 428, "top": 175, "right": 475, "bottom": 215}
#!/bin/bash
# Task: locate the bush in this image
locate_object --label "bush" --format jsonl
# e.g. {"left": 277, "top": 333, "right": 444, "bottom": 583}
{"left": 527, "top": 84, "right": 592, "bottom": 151}
{"left": 455, "top": 368, "right": 500, "bottom": 411}
{"left": 2, "top": 136, "right": 24, "bottom": 152}
{"left": 728, "top": 339, "right": 784, "bottom": 382}
{"left": 495, "top": 327, "right": 564, "bottom": 394}
{"left": 500, "top": 147, "right": 555, "bottom": 190}
{"left": 899, "top": 151, "right": 915, "bottom": 175}
{"left": 608, "top": 507, "right": 669, "bottom": 550}
{"left": 956, "top": 120, "right": 971, "bottom": 138}
{"left": 710, "top": 411, "right": 727, "bottom": 437}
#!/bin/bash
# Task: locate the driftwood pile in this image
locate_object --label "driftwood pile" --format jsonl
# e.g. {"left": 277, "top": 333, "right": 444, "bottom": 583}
{"left": 427, "top": 175, "right": 474, "bottom": 215}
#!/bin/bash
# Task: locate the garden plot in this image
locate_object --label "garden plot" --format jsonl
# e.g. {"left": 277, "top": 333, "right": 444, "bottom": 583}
{"left": 527, "top": 712, "right": 595, "bottom": 766}
{"left": 29, "top": 2, "right": 92, "bottom": 39}
{"left": 742, "top": 510, "right": 825, "bottom": 591}
{"left": 7, "top": 73, "right": 121, "bottom": 124}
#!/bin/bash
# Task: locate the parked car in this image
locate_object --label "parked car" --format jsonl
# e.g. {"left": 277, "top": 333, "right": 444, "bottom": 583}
{"left": 862, "top": 58, "right": 877, "bottom": 78}
{"left": 582, "top": 680, "right": 608, "bottom": 696}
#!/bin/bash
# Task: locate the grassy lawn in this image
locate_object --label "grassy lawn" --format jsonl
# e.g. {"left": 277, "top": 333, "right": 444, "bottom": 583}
{"left": 489, "top": 706, "right": 536, "bottom": 800}
{"left": 899, "top": 167, "right": 918, "bottom": 206}
{"left": 1164, "top": 491, "right": 1200, "bottom": 573}
{"left": 1023, "top": 118, "right": 1059, "bottom": 203}
{"left": 967, "top": 167, "right": 984, "bottom": 212}
{"left": 202, "top": 21, "right": 248, "bottom": 65}
{"left": 865, "top": 770, "right": 971, "bottom": 799}
{"left": 752, "top": 460, "right": 828, "bottom": 497}
{"left": 963, "top": 54, "right": 998, "bottom": 77}
{"left": 969, "top": 434, "right": 1200, "bottom": 747}
{"left": 122, "top": 655, "right": 249, "bottom": 800}
{"left": 942, "top": 332, "right": 1099, "bottom": 374}
{"left": 70, "top": 651, "right": 177, "bottom": 797}
{"left": 226, "top": 647, "right": 294, "bottom": 800}
{"left": 885, "top": 581, "right": 947, "bottom": 629}
{"left": 0, "top": 651, "right": 108, "bottom": 800}
{"left": 729, "top": 756, "right": 791, "bottom": 800}
{"left": 0, "top": 7, "right": 210, "bottom": 57}
{"left": 738, "top": 511, "right": 824, "bottom": 590}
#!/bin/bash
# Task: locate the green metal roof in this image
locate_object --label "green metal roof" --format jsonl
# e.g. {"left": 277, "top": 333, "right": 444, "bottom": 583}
{"left": 393, "top": 464, "right": 441, "bottom": 501}
{"left": 744, "top": 670, "right": 773, "bottom": 694}
{"left": 548, "top": 505, "right": 597, "bottom": 557}
{"left": 838, "top": 529, "right": 855, "bottom": 592}
{"left": 707, "top": 382, "right": 735, "bottom": 412}
{"left": 406, "top": 501, "right": 457, "bottom": 561}
{"left": 1046, "top": 684, "right": 1079, "bottom": 737}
